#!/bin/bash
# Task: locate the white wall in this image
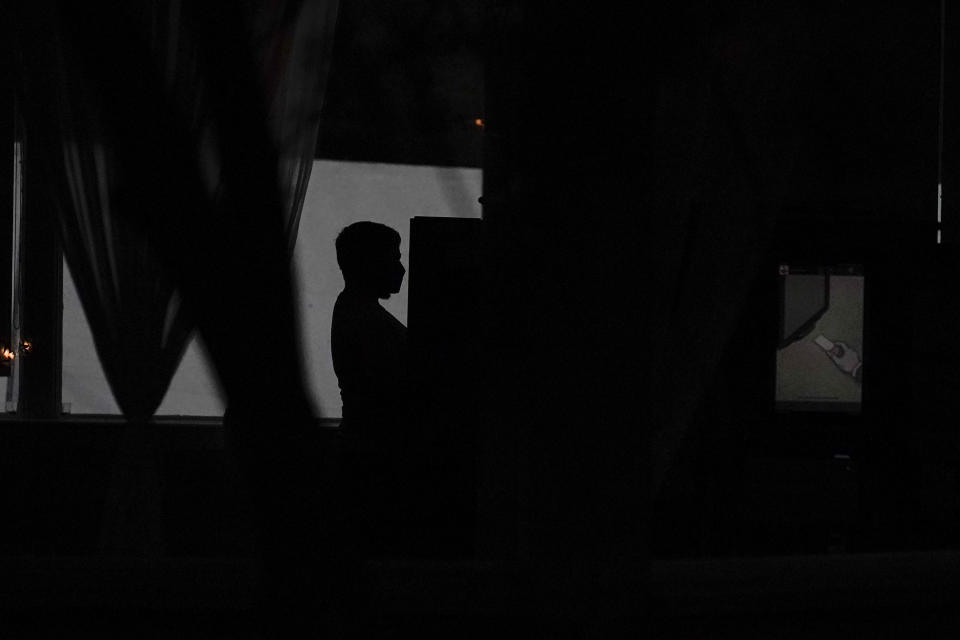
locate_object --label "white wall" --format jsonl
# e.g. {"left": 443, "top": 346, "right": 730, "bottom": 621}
{"left": 61, "top": 160, "right": 482, "bottom": 417}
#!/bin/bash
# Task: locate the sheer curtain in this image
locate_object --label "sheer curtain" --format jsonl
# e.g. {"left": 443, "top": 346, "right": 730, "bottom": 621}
{"left": 13, "top": 0, "right": 339, "bottom": 556}
{"left": 14, "top": 0, "right": 337, "bottom": 421}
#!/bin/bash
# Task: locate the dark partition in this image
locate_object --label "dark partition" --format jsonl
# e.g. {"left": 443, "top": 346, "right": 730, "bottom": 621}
{"left": 407, "top": 216, "right": 484, "bottom": 557}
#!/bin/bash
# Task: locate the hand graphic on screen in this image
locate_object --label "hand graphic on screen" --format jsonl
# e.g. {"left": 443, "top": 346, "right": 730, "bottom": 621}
{"left": 813, "top": 334, "right": 862, "bottom": 383}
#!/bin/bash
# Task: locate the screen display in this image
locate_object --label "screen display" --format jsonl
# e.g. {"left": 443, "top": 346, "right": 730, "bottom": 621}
{"left": 775, "top": 264, "right": 864, "bottom": 413}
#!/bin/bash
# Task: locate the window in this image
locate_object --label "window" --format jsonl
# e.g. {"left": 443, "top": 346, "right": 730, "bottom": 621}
{"left": 60, "top": 159, "right": 482, "bottom": 418}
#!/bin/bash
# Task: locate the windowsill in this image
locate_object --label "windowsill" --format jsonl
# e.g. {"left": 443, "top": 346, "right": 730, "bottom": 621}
{"left": 4, "top": 551, "right": 960, "bottom": 618}
{"left": 0, "top": 415, "right": 342, "bottom": 450}
{"left": 0, "top": 414, "right": 342, "bottom": 427}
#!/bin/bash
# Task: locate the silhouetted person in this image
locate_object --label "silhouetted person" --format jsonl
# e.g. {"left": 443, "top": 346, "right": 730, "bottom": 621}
{"left": 333, "top": 222, "right": 411, "bottom": 435}
{"left": 332, "top": 221, "right": 418, "bottom": 558}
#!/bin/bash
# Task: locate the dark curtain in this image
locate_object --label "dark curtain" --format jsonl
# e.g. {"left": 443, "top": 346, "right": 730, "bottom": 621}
{"left": 481, "top": 5, "right": 786, "bottom": 626}
{"left": 12, "top": 0, "right": 339, "bottom": 585}
{"left": 13, "top": 0, "right": 338, "bottom": 421}
{"left": 647, "top": 5, "right": 803, "bottom": 496}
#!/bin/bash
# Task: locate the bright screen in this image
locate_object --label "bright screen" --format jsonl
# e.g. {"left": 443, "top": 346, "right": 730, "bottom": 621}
{"left": 775, "top": 264, "right": 864, "bottom": 413}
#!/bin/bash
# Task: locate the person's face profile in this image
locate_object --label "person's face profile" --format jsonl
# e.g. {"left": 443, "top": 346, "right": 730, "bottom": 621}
{"left": 374, "top": 242, "right": 405, "bottom": 299}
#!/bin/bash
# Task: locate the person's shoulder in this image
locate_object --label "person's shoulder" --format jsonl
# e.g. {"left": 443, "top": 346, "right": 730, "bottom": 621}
{"left": 333, "top": 290, "right": 366, "bottom": 314}
{"left": 332, "top": 291, "right": 362, "bottom": 328}
{"left": 333, "top": 290, "right": 383, "bottom": 331}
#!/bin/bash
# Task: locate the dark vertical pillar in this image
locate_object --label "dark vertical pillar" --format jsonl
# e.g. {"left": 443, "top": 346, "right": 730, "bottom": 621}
{"left": 0, "top": 13, "right": 14, "bottom": 375}
{"left": 17, "top": 133, "right": 63, "bottom": 418}
{"left": 477, "top": 0, "right": 526, "bottom": 564}
{"left": 943, "top": 1, "right": 958, "bottom": 244}
{"left": 481, "top": 1, "right": 655, "bottom": 630}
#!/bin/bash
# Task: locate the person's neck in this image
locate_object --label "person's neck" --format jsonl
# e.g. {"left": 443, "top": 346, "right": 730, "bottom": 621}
{"left": 343, "top": 284, "right": 381, "bottom": 303}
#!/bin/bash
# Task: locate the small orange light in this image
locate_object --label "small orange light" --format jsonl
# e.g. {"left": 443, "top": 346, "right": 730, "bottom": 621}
{"left": 474, "top": 118, "right": 484, "bottom": 128}
{"left": 21, "top": 340, "right": 32, "bottom": 353}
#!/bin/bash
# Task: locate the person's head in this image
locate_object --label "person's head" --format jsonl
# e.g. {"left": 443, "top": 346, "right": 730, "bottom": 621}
{"left": 335, "top": 221, "right": 405, "bottom": 298}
